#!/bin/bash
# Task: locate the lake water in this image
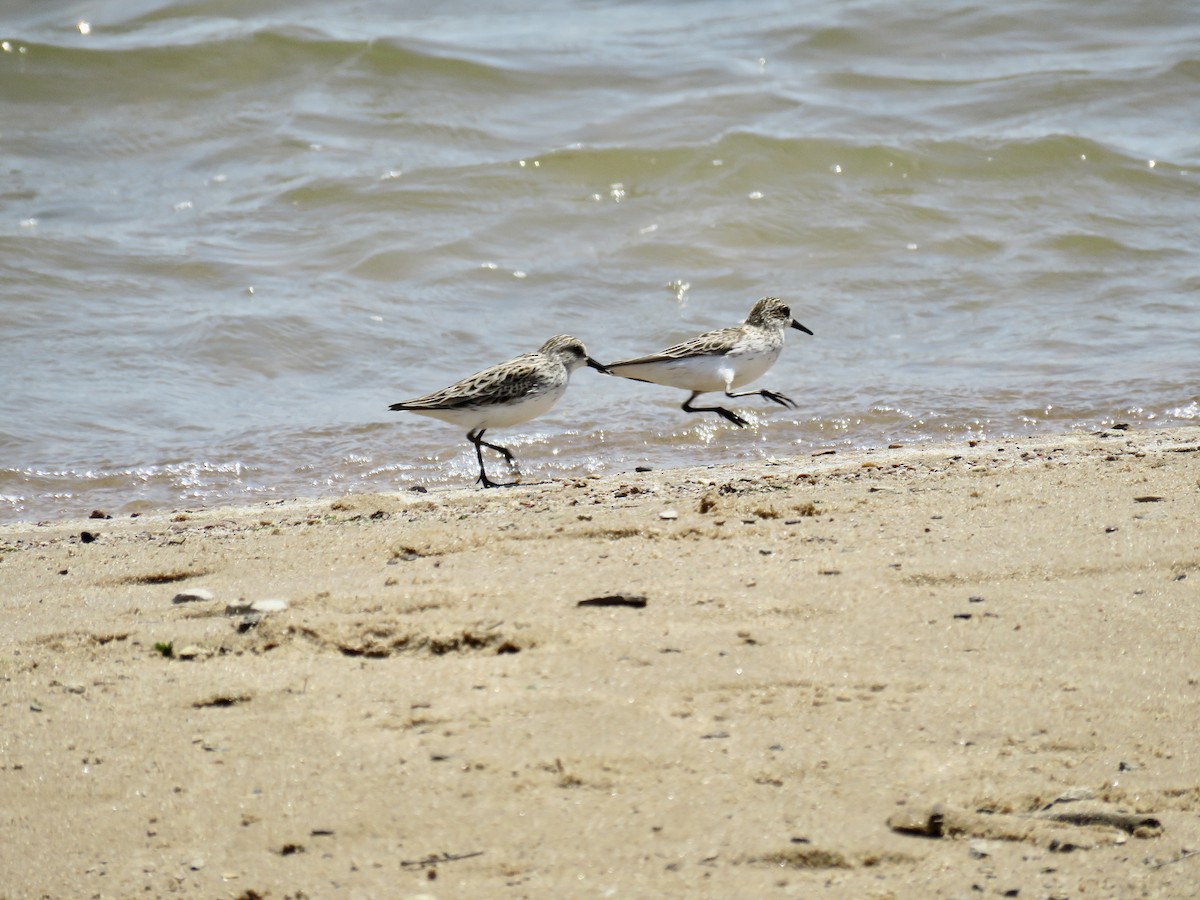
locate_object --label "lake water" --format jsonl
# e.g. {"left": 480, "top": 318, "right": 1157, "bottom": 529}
{"left": 2, "top": 0, "right": 1198, "bottom": 522}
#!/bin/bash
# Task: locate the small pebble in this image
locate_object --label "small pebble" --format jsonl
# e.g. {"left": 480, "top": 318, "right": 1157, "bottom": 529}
{"left": 659, "top": 509, "right": 678, "bottom": 520}
{"left": 225, "top": 598, "right": 289, "bottom": 616}
{"left": 1055, "top": 786, "right": 1095, "bottom": 802}
{"left": 172, "top": 588, "right": 215, "bottom": 604}
{"left": 176, "top": 645, "right": 203, "bottom": 660}
{"left": 969, "top": 840, "right": 993, "bottom": 859}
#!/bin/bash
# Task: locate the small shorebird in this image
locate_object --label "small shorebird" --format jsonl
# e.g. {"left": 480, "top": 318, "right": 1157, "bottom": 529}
{"left": 605, "top": 297, "right": 813, "bottom": 427}
{"left": 389, "top": 335, "right": 607, "bottom": 488}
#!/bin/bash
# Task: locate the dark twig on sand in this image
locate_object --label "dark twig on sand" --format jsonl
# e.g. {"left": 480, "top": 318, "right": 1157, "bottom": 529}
{"left": 577, "top": 594, "right": 647, "bottom": 608}
{"left": 399, "top": 850, "right": 484, "bottom": 868}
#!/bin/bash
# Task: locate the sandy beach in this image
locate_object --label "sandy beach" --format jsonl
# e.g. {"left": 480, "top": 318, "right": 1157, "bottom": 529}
{"left": 2, "top": 426, "right": 1198, "bottom": 899}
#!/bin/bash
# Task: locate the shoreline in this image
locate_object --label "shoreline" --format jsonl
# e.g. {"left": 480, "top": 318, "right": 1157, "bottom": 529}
{"left": 5, "top": 424, "right": 1194, "bottom": 532}
{"left": 8, "top": 415, "right": 1198, "bottom": 530}
{"left": 2, "top": 426, "right": 1198, "bottom": 896}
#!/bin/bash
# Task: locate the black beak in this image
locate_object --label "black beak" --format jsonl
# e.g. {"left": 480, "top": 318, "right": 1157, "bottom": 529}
{"left": 587, "top": 357, "right": 611, "bottom": 374}
{"left": 791, "top": 319, "right": 814, "bottom": 336}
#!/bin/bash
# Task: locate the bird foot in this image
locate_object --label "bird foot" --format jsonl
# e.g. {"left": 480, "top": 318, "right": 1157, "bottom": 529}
{"left": 761, "top": 390, "right": 797, "bottom": 409}
{"left": 478, "top": 473, "right": 520, "bottom": 489}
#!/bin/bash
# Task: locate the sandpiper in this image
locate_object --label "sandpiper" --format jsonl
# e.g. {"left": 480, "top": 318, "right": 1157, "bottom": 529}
{"left": 605, "top": 297, "right": 813, "bottom": 427}
{"left": 389, "top": 335, "right": 606, "bottom": 488}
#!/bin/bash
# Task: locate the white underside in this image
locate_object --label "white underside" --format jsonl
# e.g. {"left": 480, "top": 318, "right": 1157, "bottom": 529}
{"left": 612, "top": 347, "right": 780, "bottom": 393}
{"left": 403, "top": 382, "right": 567, "bottom": 432}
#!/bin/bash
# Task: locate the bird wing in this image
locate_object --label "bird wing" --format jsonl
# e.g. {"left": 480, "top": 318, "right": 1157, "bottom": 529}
{"left": 607, "top": 325, "right": 742, "bottom": 369}
{"left": 389, "top": 353, "right": 548, "bottom": 411}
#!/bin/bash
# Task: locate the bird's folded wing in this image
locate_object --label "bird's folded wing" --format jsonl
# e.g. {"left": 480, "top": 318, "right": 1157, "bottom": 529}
{"left": 608, "top": 328, "right": 738, "bottom": 368}
{"left": 392, "top": 356, "right": 545, "bottom": 409}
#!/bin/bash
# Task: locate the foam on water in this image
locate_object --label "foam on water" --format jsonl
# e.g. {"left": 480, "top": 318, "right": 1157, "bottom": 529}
{"left": 1, "top": 0, "right": 1198, "bottom": 521}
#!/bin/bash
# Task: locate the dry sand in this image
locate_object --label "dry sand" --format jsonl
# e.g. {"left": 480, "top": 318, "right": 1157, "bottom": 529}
{"left": 2, "top": 427, "right": 1198, "bottom": 898}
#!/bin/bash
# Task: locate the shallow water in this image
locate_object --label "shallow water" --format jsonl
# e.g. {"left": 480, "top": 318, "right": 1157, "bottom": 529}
{"left": 2, "top": 0, "right": 1198, "bottom": 522}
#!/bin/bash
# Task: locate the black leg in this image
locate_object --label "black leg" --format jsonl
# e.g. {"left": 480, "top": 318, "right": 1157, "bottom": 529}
{"left": 725, "top": 387, "right": 797, "bottom": 409}
{"left": 681, "top": 392, "right": 749, "bottom": 428}
{"left": 467, "top": 429, "right": 518, "bottom": 488}
{"left": 477, "top": 435, "right": 518, "bottom": 471}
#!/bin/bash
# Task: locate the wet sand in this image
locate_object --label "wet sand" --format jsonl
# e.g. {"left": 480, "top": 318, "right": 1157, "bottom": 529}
{"left": 2, "top": 427, "right": 1198, "bottom": 898}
